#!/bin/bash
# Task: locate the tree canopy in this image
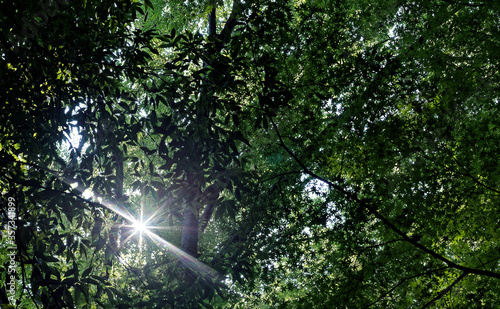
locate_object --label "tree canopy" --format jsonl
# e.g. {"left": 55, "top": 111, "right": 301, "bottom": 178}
{"left": 1, "top": 0, "right": 499, "bottom": 308}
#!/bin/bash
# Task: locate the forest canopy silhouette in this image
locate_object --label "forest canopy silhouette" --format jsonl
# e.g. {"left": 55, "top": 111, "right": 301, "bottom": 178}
{"left": 1, "top": 0, "right": 499, "bottom": 308}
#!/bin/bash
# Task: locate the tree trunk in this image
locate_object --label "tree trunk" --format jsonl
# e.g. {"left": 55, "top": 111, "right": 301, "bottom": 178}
{"left": 179, "top": 0, "right": 246, "bottom": 259}
{"left": 180, "top": 205, "right": 199, "bottom": 257}
{"left": 179, "top": 2, "right": 218, "bottom": 260}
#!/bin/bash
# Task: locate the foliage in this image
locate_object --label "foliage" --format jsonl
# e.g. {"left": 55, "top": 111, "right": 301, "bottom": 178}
{"left": 1, "top": 0, "right": 499, "bottom": 308}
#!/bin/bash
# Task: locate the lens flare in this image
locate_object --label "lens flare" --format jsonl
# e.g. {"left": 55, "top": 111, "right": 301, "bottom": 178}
{"left": 132, "top": 219, "right": 148, "bottom": 233}
{"left": 30, "top": 164, "right": 220, "bottom": 281}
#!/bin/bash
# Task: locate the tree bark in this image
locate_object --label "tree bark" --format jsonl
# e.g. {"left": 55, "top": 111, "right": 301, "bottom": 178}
{"left": 180, "top": 205, "right": 199, "bottom": 257}
{"left": 179, "top": 1, "right": 218, "bottom": 260}
{"left": 179, "top": 0, "right": 247, "bottom": 259}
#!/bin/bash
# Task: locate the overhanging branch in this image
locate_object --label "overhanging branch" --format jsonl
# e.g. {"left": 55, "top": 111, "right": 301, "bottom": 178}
{"left": 216, "top": 0, "right": 246, "bottom": 51}
{"left": 270, "top": 118, "right": 500, "bottom": 280}
{"left": 421, "top": 271, "right": 469, "bottom": 308}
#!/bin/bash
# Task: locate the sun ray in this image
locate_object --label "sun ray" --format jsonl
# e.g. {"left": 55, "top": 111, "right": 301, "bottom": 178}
{"left": 100, "top": 202, "right": 220, "bottom": 279}
{"left": 28, "top": 165, "right": 221, "bottom": 280}
{"left": 147, "top": 232, "right": 220, "bottom": 280}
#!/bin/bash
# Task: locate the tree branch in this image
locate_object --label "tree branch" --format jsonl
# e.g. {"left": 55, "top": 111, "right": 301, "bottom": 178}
{"left": 421, "top": 271, "right": 469, "bottom": 308}
{"left": 270, "top": 118, "right": 500, "bottom": 280}
{"left": 199, "top": 202, "right": 215, "bottom": 233}
{"left": 216, "top": 0, "right": 246, "bottom": 51}
{"left": 363, "top": 266, "right": 450, "bottom": 309}
{"left": 442, "top": 0, "right": 484, "bottom": 7}
{"left": 448, "top": 151, "right": 500, "bottom": 195}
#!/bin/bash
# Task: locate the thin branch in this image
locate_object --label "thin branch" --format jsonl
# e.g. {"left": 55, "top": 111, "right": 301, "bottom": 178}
{"left": 277, "top": 179, "right": 288, "bottom": 214}
{"left": 357, "top": 238, "right": 406, "bottom": 255}
{"left": 260, "top": 171, "right": 303, "bottom": 183}
{"left": 364, "top": 266, "right": 450, "bottom": 309}
{"left": 19, "top": 240, "right": 42, "bottom": 309}
{"left": 421, "top": 271, "right": 469, "bottom": 308}
{"left": 448, "top": 152, "right": 500, "bottom": 195}
{"left": 5, "top": 175, "right": 99, "bottom": 209}
{"left": 442, "top": 0, "right": 484, "bottom": 7}
{"left": 0, "top": 158, "right": 67, "bottom": 176}
{"left": 270, "top": 118, "right": 500, "bottom": 280}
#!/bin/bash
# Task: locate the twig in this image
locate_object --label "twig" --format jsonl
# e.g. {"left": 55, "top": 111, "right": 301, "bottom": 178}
{"left": 421, "top": 271, "right": 469, "bottom": 308}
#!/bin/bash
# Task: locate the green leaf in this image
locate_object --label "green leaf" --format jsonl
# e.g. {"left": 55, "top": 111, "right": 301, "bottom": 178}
{"left": 41, "top": 255, "right": 59, "bottom": 262}
{"left": 82, "top": 266, "right": 92, "bottom": 278}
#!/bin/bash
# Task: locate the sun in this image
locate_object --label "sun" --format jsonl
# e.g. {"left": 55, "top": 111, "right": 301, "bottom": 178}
{"left": 131, "top": 219, "right": 148, "bottom": 234}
